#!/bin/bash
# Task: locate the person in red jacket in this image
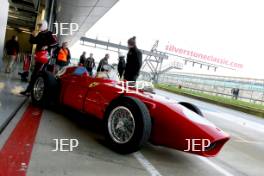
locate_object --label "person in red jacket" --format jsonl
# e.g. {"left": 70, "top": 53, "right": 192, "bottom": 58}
{"left": 20, "top": 20, "right": 57, "bottom": 96}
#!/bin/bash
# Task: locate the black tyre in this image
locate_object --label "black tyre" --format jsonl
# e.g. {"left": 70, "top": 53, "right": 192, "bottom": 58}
{"left": 31, "top": 72, "right": 59, "bottom": 107}
{"left": 104, "top": 96, "right": 151, "bottom": 154}
{"left": 178, "top": 102, "right": 204, "bottom": 117}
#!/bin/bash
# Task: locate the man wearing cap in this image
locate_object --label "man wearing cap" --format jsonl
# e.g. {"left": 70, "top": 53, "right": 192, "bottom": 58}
{"left": 124, "top": 36, "right": 142, "bottom": 82}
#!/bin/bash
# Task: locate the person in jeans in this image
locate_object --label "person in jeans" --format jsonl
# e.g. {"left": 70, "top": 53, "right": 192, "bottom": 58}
{"left": 5, "top": 35, "right": 19, "bottom": 73}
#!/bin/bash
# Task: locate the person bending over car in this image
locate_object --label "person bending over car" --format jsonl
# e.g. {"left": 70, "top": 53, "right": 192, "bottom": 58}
{"left": 124, "top": 36, "right": 142, "bottom": 82}
{"left": 97, "top": 54, "right": 109, "bottom": 72}
{"left": 20, "top": 20, "right": 58, "bottom": 96}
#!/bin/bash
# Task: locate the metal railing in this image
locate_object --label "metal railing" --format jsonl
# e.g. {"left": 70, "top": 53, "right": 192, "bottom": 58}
{"left": 157, "top": 73, "right": 264, "bottom": 104}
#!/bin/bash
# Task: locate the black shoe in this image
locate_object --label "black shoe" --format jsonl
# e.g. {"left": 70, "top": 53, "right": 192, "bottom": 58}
{"left": 20, "top": 91, "right": 30, "bottom": 96}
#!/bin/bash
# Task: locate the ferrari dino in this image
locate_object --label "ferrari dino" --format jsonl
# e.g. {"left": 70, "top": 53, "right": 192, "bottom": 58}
{"left": 31, "top": 66, "right": 230, "bottom": 156}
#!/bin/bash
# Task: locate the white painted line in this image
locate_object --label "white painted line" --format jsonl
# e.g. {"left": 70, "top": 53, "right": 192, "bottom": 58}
{"left": 233, "top": 140, "right": 263, "bottom": 144}
{"left": 204, "top": 111, "right": 264, "bottom": 133}
{"left": 133, "top": 152, "right": 162, "bottom": 176}
{"left": 197, "top": 156, "right": 234, "bottom": 176}
{"left": 228, "top": 132, "right": 263, "bottom": 144}
{"left": 228, "top": 131, "right": 249, "bottom": 143}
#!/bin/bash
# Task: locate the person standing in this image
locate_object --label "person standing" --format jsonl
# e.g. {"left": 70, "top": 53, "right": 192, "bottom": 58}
{"left": 55, "top": 42, "right": 71, "bottom": 70}
{"left": 79, "top": 51, "right": 86, "bottom": 66}
{"left": 85, "top": 53, "right": 95, "bottom": 76}
{"left": 231, "top": 88, "right": 235, "bottom": 99}
{"left": 97, "top": 54, "right": 109, "bottom": 72}
{"left": 4, "top": 35, "right": 19, "bottom": 73}
{"left": 20, "top": 20, "right": 57, "bottom": 96}
{"left": 231, "top": 88, "right": 239, "bottom": 100}
{"left": 117, "top": 53, "right": 126, "bottom": 79}
{"left": 124, "top": 36, "right": 142, "bottom": 82}
{"left": 235, "top": 88, "right": 240, "bottom": 100}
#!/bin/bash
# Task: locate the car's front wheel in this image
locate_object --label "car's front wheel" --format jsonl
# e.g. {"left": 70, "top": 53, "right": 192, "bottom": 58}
{"left": 104, "top": 96, "right": 151, "bottom": 154}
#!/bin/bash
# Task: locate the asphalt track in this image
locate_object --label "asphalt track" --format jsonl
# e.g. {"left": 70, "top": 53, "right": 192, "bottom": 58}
{"left": 0, "top": 88, "right": 263, "bottom": 176}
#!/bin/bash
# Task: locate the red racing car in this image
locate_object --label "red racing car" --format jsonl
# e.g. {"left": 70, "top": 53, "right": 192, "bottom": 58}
{"left": 31, "top": 66, "right": 230, "bottom": 157}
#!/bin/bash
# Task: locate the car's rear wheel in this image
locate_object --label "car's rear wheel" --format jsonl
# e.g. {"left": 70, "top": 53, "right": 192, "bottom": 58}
{"left": 31, "top": 72, "right": 59, "bottom": 107}
{"left": 104, "top": 96, "right": 151, "bottom": 154}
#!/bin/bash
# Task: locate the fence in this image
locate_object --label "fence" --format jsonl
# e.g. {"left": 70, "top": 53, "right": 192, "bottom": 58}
{"left": 157, "top": 72, "right": 264, "bottom": 104}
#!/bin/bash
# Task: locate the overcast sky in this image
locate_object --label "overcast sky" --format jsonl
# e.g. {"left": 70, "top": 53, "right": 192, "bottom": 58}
{"left": 71, "top": 0, "right": 264, "bottom": 79}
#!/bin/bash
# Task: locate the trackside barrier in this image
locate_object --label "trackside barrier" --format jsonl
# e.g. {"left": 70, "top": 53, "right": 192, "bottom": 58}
{"left": 156, "top": 73, "right": 264, "bottom": 105}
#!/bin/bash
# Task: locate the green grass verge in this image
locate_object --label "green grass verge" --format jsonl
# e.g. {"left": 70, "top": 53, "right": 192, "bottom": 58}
{"left": 155, "top": 83, "right": 264, "bottom": 118}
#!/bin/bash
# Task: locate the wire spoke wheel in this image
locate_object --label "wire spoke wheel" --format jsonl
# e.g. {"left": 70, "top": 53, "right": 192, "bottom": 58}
{"left": 104, "top": 96, "right": 151, "bottom": 154}
{"left": 33, "top": 77, "right": 45, "bottom": 101}
{"left": 108, "top": 106, "right": 135, "bottom": 144}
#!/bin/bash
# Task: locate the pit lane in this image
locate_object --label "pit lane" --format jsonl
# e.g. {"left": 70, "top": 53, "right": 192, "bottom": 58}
{"left": 0, "top": 86, "right": 263, "bottom": 176}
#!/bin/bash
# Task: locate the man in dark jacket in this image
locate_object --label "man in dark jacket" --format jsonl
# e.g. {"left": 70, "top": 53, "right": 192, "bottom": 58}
{"left": 5, "top": 35, "right": 19, "bottom": 73}
{"left": 79, "top": 51, "right": 86, "bottom": 65}
{"left": 85, "top": 53, "right": 95, "bottom": 76}
{"left": 97, "top": 54, "right": 109, "bottom": 72}
{"left": 124, "top": 36, "right": 142, "bottom": 82}
{"left": 29, "top": 21, "right": 58, "bottom": 54}
{"left": 21, "top": 20, "right": 57, "bottom": 96}
{"left": 117, "top": 53, "right": 126, "bottom": 79}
